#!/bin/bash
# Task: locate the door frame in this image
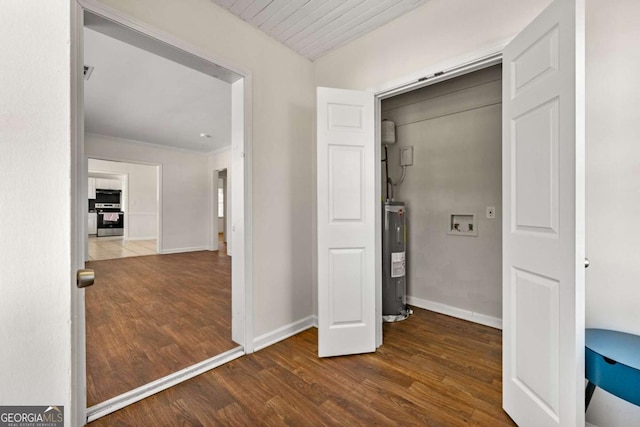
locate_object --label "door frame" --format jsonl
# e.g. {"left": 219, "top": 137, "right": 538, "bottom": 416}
{"left": 212, "top": 167, "right": 229, "bottom": 252}
{"left": 212, "top": 169, "right": 220, "bottom": 250}
{"left": 371, "top": 45, "right": 506, "bottom": 346}
{"left": 369, "top": 36, "right": 585, "bottom": 418}
{"left": 71, "top": 0, "right": 254, "bottom": 423}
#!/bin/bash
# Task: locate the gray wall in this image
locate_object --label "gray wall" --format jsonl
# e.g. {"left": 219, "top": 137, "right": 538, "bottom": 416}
{"left": 382, "top": 65, "right": 502, "bottom": 320}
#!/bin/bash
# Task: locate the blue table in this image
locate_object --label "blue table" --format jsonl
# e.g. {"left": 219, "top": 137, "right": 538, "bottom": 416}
{"left": 585, "top": 328, "right": 640, "bottom": 411}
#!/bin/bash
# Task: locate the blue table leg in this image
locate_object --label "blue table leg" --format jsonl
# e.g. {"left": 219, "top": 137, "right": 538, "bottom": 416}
{"left": 586, "top": 381, "right": 597, "bottom": 411}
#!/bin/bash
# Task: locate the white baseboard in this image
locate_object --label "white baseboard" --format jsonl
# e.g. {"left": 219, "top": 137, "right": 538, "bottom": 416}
{"left": 127, "top": 236, "right": 157, "bottom": 241}
{"left": 407, "top": 296, "right": 502, "bottom": 330}
{"left": 159, "top": 246, "right": 208, "bottom": 255}
{"left": 585, "top": 423, "right": 598, "bottom": 427}
{"left": 312, "top": 315, "right": 318, "bottom": 328}
{"left": 87, "top": 346, "right": 244, "bottom": 422}
{"left": 253, "top": 315, "right": 315, "bottom": 352}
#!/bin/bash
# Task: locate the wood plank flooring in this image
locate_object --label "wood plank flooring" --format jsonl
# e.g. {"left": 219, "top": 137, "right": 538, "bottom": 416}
{"left": 88, "top": 308, "right": 515, "bottom": 426}
{"left": 85, "top": 243, "right": 237, "bottom": 406}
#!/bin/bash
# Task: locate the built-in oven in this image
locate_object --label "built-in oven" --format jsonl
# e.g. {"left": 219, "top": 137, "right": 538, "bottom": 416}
{"left": 95, "top": 203, "right": 124, "bottom": 237}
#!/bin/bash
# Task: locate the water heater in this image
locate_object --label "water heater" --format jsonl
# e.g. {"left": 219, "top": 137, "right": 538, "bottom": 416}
{"left": 382, "top": 201, "right": 411, "bottom": 322}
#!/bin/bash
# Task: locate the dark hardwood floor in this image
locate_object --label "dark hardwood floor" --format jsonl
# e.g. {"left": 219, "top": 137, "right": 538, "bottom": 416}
{"left": 85, "top": 240, "right": 237, "bottom": 406}
{"left": 89, "top": 307, "right": 515, "bottom": 426}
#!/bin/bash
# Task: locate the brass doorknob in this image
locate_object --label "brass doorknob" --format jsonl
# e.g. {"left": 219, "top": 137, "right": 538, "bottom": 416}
{"left": 77, "top": 269, "right": 95, "bottom": 288}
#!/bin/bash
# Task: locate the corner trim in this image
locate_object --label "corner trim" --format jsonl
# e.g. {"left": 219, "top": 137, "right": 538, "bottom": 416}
{"left": 407, "top": 296, "right": 502, "bottom": 330}
{"left": 253, "top": 316, "right": 315, "bottom": 352}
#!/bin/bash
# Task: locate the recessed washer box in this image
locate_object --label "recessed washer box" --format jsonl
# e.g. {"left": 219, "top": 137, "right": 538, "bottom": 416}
{"left": 448, "top": 213, "right": 477, "bottom": 236}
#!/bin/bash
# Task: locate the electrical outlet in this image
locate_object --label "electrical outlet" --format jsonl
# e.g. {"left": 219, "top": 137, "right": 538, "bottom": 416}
{"left": 486, "top": 206, "right": 496, "bottom": 219}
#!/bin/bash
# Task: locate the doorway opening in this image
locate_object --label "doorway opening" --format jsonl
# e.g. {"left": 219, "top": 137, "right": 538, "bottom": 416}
{"left": 73, "top": 4, "right": 253, "bottom": 423}
{"left": 87, "top": 158, "right": 160, "bottom": 261}
{"left": 213, "top": 168, "right": 229, "bottom": 252}
{"left": 378, "top": 64, "right": 503, "bottom": 333}
{"left": 373, "top": 54, "right": 503, "bottom": 345}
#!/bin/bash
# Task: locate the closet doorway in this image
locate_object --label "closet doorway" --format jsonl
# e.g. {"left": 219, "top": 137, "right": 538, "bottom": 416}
{"left": 380, "top": 64, "right": 503, "bottom": 329}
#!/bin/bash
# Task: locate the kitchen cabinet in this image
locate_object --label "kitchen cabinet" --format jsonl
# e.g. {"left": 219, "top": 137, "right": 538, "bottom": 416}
{"left": 95, "top": 178, "right": 122, "bottom": 190}
{"left": 88, "top": 177, "right": 96, "bottom": 199}
{"left": 88, "top": 212, "right": 97, "bottom": 235}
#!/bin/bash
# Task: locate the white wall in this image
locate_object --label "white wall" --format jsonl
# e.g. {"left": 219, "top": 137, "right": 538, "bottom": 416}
{"left": 89, "top": 158, "right": 158, "bottom": 240}
{"left": 96, "top": 0, "right": 316, "bottom": 337}
{"left": 0, "top": 0, "right": 73, "bottom": 421}
{"left": 314, "top": 0, "right": 551, "bottom": 90}
{"left": 585, "top": 0, "right": 640, "bottom": 425}
{"left": 382, "top": 65, "right": 502, "bottom": 321}
{"left": 86, "top": 133, "right": 209, "bottom": 253}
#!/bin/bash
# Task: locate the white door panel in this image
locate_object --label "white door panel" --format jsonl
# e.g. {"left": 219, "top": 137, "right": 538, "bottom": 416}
{"left": 502, "top": 0, "right": 585, "bottom": 426}
{"left": 317, "top": 87, "right": 376, "bottom": 358}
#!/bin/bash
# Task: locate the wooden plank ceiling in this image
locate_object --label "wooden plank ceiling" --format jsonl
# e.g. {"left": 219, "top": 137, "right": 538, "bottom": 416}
{"left": 210, "top": 0, "right": 428, "bottom": 60}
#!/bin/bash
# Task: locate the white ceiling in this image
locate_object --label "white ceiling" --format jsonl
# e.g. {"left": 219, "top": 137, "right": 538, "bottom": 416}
{"left": 211, "top": 0, "right": 428, "bottom": 60}
{"left": 84, "top": 2, "right": 429, "bottom": 153}
{"left": 84, "top": 28, "right": 232, "bottom": 154}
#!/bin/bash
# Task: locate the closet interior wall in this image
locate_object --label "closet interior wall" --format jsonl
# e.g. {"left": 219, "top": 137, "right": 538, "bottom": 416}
{"left": 381, "top": 64, "right": 503, "bottom": 321}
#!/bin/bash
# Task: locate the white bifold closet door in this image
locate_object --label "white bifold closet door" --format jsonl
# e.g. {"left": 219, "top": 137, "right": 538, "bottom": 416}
{"left": 316, "top": 87, "right": 376, "bottom": 358}
{"left": 502, "top": 0, "right": 586, "bottom": 425}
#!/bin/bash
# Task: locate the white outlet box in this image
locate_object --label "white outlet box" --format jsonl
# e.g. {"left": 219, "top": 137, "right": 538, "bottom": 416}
{"left": 400, "top": 146, "right": 413, "bottom": 166}
{"left": 486, "top": 206, "right": 496, "bottom": 219}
